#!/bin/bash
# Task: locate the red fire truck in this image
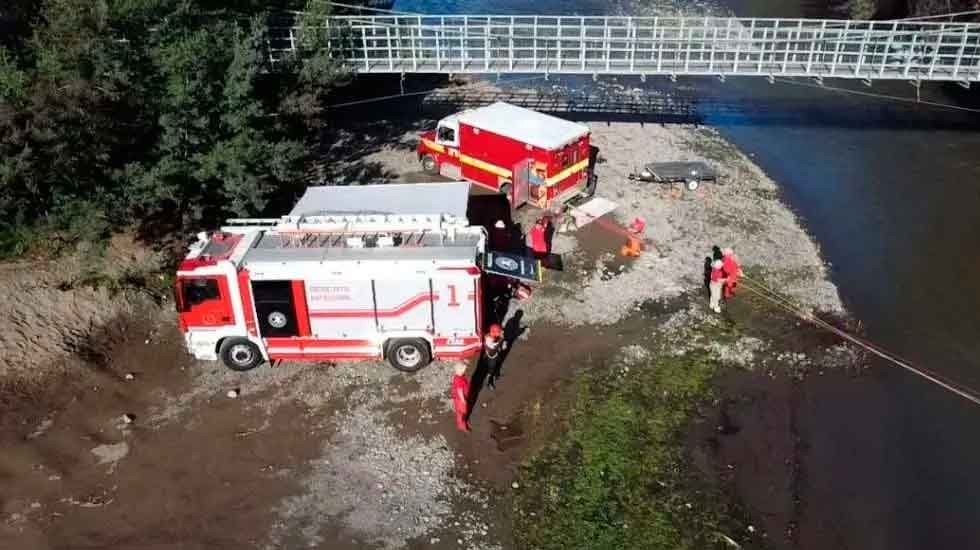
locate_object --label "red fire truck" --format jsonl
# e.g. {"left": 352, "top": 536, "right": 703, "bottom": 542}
{"left": 417, "top": 102, "right": 598, "bottom": 210}
{"left": 175, "top": 183, "right": 538, "bottom": 372}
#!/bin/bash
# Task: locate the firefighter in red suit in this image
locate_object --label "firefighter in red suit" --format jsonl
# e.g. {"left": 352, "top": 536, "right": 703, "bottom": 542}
{"left": 484, "top": 323, "right": 507, "bottom": 390}
{"left": 721, "top": 247, "right": 742, "bottom": 299}
{"left": 451, "top": 362, "right": 470, "bottom": 432}
{"left": 529, "top": 217, "right": 548, "bottom": 258}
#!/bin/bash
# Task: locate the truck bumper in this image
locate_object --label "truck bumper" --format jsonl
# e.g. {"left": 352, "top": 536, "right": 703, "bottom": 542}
{"left": 184, "top": 331, "right": 220, "bottom": 361}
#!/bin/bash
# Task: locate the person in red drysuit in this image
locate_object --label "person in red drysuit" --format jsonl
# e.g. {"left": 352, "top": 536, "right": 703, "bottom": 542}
{"left": 529, "top": 217, "right": 548, "bottom": 258}
{"left": 721, "top": 247, "right": 742, "bottom": 299}
{"left": 451, "top": 362, "right": 471, "bottom": 432}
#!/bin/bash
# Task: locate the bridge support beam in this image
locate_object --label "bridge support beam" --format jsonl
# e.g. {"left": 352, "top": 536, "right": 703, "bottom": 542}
{"left": 910, "top": 79, "right": 922, "bottom": 102}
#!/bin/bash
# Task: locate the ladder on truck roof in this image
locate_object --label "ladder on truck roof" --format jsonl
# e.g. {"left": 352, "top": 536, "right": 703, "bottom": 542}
{"left": 223, "top": 212, "right": 468, "bottom": 233}
{"left": 271, "top": 230, "right": 432, "bottom": 249}
{"left": 220, "top": 212, "right": 484, "bottom": 252}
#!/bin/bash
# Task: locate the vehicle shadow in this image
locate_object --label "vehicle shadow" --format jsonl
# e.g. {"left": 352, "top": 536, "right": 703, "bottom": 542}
{"left": 466, "top": 309, "right": 527, "bottom": 423}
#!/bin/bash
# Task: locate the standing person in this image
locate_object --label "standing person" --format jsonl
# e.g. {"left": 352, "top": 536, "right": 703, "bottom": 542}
{"left": 528, "top": 217, "right": 548, "bottom": 258}
{"left": 721, "top": 247, "right": 742, "bottom": 299}
{"left": 708, "top": 259, "right": 727, "bottom": 313}
{"left": 484, "top": 323, "right": 507, "bottom": 390}
{"left": 558, "top": 207, "right": 578, "bottom": 233}
{"left": 451, "top": 363, "right": 471, "bottom": 432}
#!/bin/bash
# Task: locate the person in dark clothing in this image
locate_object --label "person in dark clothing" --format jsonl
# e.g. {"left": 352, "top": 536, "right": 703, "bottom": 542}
{"left": 483, "top": 323, "right": 507, "bottom": 390}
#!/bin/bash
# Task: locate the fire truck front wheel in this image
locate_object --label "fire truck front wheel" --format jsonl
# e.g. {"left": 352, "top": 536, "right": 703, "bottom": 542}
{"left": 386, "top": 339, "right": 431, "bottom": 372}
{"left": 219, "top": 338, "right": 263, "bottom": 371}
{"left": 420, "top": 154, "right": 438, "bottom": 174}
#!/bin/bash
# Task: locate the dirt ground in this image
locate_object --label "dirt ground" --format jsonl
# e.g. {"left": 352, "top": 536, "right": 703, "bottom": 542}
{"left": 1, "top": 108, "right": 862, "bottom": 549}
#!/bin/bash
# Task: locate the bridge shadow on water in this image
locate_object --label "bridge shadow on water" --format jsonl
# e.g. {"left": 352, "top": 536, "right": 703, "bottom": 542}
{"left": 327, "top": 74, "right": 980, "bottom": 133}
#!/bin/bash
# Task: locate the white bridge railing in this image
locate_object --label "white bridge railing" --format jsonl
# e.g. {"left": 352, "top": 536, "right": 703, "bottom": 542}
{"left": 268, "top": 14, "right": 980, "bottom": 83}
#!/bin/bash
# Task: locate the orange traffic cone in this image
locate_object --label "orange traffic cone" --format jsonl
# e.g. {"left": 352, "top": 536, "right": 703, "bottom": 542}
{"left": 620, "top": 237, "right": 642, "bottom": 257}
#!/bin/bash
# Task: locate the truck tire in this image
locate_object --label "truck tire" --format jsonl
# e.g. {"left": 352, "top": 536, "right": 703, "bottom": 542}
{"left": 219, "top": 338, "right": 263, "bottom": 372}
{"left": 421, "top": 154, "right": 438, "bottom": 174}
{"left": 386, "top": 339, "right": 431, "bottom": 372}
{"left": 685, "top": 179, "right": 700, "bottom": 192}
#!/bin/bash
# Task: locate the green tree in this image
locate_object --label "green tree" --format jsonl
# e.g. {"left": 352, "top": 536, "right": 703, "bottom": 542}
{"left": 0, "top": 0, "right": 349, "bottom": 254}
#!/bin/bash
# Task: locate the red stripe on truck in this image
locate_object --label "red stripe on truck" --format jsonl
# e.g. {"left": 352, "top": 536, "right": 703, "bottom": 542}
{"left": 309, "top": 292, "right": 437, "bottom": 319}
{"left": 238, "top": 270, "right": 257, "bottom": 336}
{"left": 291, "top": 280, "right": 311, "bottom": 337}
{"left": 268, "top": 352, "right": 381, "bottom": 361}
{"left": 264, "top": 338, "right": 374, "bottom": 348}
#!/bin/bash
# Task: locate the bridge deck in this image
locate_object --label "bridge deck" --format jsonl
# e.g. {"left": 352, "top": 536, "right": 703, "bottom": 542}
{"left": 269, "top": 15, "right": 980, "bottom": 83}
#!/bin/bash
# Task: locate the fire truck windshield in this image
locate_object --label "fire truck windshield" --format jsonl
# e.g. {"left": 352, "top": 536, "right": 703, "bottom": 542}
{"left": 179, "top": 278, "right": 221, "bottom": 310}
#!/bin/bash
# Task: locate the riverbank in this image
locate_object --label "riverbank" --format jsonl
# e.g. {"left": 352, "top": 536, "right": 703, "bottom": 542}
{"left": 0, "top": 101, "right": 863, "bottom": 549}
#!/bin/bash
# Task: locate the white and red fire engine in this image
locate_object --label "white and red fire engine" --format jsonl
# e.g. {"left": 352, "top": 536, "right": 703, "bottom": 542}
{"left": 417, "top": 102, "right": 599, "bottom": 210}
{"left": 175, "top": 182, "right": 537, "bottom": 372}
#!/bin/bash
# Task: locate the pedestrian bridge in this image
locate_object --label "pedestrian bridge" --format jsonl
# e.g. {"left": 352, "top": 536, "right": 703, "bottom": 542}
{"left": 268, "top": 14, "right": 980, "bottom": 84}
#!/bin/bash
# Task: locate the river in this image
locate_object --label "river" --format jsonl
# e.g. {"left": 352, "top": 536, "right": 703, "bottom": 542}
{"left": 392, "top": 0, "right": 980, "bottom": 547}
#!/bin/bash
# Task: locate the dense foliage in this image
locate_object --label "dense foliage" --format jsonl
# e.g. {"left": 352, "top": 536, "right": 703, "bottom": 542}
{"left": 0, "top": 0, "right": 347, "bottom": 254}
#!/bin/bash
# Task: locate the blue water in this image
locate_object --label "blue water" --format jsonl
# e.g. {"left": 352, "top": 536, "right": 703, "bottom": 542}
{"left": 394, "top": 1, "right": 980, "bottom": 548}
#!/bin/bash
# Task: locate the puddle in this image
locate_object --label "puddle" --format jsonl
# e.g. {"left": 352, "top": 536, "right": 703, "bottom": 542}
{"left": 572, "top": 214, "right": 639, "bottom": 274}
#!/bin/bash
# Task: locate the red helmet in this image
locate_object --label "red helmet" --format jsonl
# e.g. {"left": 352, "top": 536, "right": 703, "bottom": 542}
{"left": 488, "top": 324, "right": 503, "bottom": 337}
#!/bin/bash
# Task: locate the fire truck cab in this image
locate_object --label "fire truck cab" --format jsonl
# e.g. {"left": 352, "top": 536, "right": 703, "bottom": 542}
{"left": 175, "top": 182, "right": 491, "bottom": 372}
{"left": 418, "top": 102, "right": 598, "bottom": 210}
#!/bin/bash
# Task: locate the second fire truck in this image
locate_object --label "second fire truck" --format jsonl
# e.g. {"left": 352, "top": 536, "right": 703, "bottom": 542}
{"left": 417, "top": 102, "right": 599, "bottom": 210}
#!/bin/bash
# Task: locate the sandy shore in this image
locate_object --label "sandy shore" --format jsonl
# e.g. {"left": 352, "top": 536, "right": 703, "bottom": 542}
{"left": 0, "top": 95, "right": 857, "bottom": 550}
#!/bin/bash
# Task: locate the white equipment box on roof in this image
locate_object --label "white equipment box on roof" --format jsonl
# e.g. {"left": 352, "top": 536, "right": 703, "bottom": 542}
{"left": 289, "top": 181, "right": 471, "bottom": 218}
{"left": 457, "top": 101, "right": 590, "bottom": 150}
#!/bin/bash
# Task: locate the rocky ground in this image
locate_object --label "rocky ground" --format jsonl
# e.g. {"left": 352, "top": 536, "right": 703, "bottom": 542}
{"left": 0, "top": 99, "right": 863, "bottom": 549}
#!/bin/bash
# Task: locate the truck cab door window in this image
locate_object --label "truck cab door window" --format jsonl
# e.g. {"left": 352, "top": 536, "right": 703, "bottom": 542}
{"left": 181, "top": 278, "right": 220, "bottom": 310}
{"left": 437, "top": 125, "right": 456, "bottom": 144}
{"left": 178, "top": 277, "right": 234, "bottom": 326}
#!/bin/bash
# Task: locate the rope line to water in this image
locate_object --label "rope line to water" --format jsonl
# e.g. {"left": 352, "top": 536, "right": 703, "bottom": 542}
{"left": 738, "top": 274, "right": 980, "bottom": 406}
{"left": 740, "top": 275, "right": 970, "bottom": 391}
{"left": 891, "top": 10, "right": 980, "bottom": 21}
{"left": 771, "top": 76, "right": 980, "bottom": 114}
{"left": 740, "top": 277, "right": 980, "bottom": 404}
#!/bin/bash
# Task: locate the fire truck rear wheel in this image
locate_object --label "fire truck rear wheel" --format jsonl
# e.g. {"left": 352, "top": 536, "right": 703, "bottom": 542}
{"left": 386, "top": 339, "right": 431, "bottom": 372}
{"left": 219, "top": 338, "right": 263, "bottom": 372}
{"left": 420, "top": 154, "right": 438, "bottom": 174}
